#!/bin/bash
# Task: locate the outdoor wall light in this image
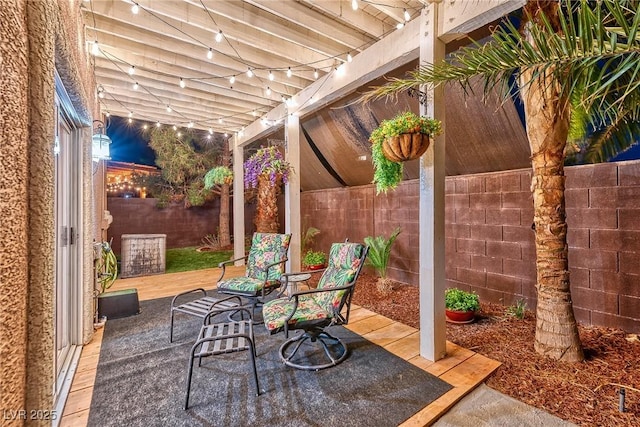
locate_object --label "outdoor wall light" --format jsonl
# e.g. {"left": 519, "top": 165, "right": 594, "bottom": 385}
{"left": 92, "top": 120, "right": 112, "bottom": 162}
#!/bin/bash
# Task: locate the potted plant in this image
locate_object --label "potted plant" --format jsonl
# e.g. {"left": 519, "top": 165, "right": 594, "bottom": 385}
{"left": 243, "top": 146, "right": 292, "bottom": 232}
{"left": 369, "top": 111, "right": 442, "bottom": 193}
{"left": 445, "top": 287, "right": 480, "bottom": 323}
{"left": 303, "top": 250, "right": 326, "bottom": 270}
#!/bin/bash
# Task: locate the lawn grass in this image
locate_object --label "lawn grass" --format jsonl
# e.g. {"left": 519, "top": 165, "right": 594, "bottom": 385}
{"left": 165, "top": 246, "right": 233, "bottom": 274}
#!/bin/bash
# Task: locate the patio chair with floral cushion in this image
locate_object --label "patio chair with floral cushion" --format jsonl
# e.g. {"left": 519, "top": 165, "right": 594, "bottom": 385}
{"left": 216, "top": 232, "right": 291, "bottom": 321}
{"left": 169, "top": 232, "right": 290, "bottom": 341}
{"left": 263, "top": 241, "right": 368, "bottom": 370}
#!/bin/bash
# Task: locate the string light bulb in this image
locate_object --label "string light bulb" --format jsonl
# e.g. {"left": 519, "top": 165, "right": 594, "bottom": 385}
{"left": 156, "top": 121, "right": 161, "bottom": 127}
{"left": 229, "top": 75, "right": 235, "bottom": 84}
{"left": 179, "top": 78, "right": 186, "bottom": 88}
{"left": 218, "top": 118, "right": 223, "bottom": 124}
{"left": 128, "top": 65, "right": 135, "bottom": 75}
{"left": 396, "top": 22, "right": 405, "bottom": 30}
{"left": 347, "top": 52, "right": 353, "bottom": 62}
{"left": 404, "top": 8, "right": 411, "bottom": 21}
{"left": 215, "top": 30, "right": 223, "bottom": 43}
{"left": 106, "top": 112, "right": 110, "bottom": 117}
{"left": 208, "top": 128, "right": 213, "bottom": 134}
{"left": 131, "top": 3, "right": 139, "bottom": 14}
{"left": 92, "top": 40, "right": 100, "bottom": 55}
{"left": 133, "top": 82, "right": 139, "bottom": 90}
{"left": 286, "top": 67, "right": 292, "bottom": 78}
{"left": 166, "top": 105, "right": 172, "bottom": 113}
{"left": 207, "top": 48, "right": 213, "bottom": 59}
{"left": 266, "top": 86, "right": 271, "bottom": 96}
{"left": 351, "top": 0, "right": 358, "bottom": 11}
{"left": 128, "top": 117, "right": 133, "bottom": 123}
{"left": 252, "top": 110, "right": 257, "bottom": 117}
{"left": 246, "top": 67, "right": 253, "bottom": 78}
{"left": 143, "top": 124, "right": 148, "bottom": 130}
{"left": 314, "top": 69, "right": 319, "bottom": 79}
{"left": 128, "top": 111, "right": 133, "bottom": 118}
{"left": 188, "top": 121, "right": 194, "bottom": 128}
{"left": 269, "top": 71, "right": 274, "bottom": 81}
{"left": 173, "top": 125, "right": 177, "bottom": 131}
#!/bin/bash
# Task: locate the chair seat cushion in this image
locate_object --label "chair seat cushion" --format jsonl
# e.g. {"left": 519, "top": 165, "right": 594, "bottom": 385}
{"left": 263, "top": 296, "right": 331, "bottom": 333}
{"left": 217, "top": 277, "right": 278, "bottom": 296}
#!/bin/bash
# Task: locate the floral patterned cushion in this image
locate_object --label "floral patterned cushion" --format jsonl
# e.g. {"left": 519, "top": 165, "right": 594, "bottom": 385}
{"left": 263, "top": 295, "right": 329, "bottom": 333}
{"left": 246, "top": 233, "right": 291, "bottom": 281}
{"left": 312, "top": 243, "right": 364, "bottom": 313}
{"left": 216, "top": 276, "right": 274, "bottom": 296}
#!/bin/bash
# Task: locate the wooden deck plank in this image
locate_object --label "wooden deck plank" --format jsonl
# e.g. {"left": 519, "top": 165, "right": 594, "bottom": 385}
{"left": 362, "top": 321, "right": 416, "bottom": 347}
{"left": 345, "top": 313, "right": 395, "bottom": 335}
{"left": 59, "top": 409, "right": 90, "bottom": 427}
{"left": 61, "top": 387, "right": 94, "bottom": 416}
{"left": 383, "top": 331, "right": 420, "bottom": 360}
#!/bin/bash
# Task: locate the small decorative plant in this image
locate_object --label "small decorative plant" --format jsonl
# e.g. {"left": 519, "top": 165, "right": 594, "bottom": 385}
{"left": 364, "top": 227, "right": 401, "bottom": 293}
{"left": 369, "top": 112, "right": 442, "bottom": 193}
{"left": 445, "top": 288, "right": 480, "bottom": 312}
{"left": 204, "top": 166, "right": 233, "bottom": 187}
{"left": 303, "top": 250, "right": 326, "bottom": 269}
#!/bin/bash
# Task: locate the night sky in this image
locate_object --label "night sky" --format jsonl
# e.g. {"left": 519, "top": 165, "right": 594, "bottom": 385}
{"left": 105, "top": 116, "right": 156, "bottom": 165}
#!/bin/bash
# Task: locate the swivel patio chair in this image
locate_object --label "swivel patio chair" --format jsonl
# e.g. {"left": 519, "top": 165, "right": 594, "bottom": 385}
{"left": 216, "top": 232, "right": 291, "bottom": 321}
{"left": 262, "top": 241, "right": 368, "bottom": 370}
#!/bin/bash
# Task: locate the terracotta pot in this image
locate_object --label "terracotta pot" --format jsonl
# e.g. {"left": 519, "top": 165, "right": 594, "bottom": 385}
{"left": 306, "top": 264, "right": 324, "bottom": 271}
{"left": 382, "top": 133, "right": 430, "bottom": 162}
{"left": 445, "top": 309, "right": 475, "bottom": 323}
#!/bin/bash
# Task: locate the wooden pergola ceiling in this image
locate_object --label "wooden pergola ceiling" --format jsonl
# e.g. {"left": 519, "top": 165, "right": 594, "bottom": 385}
{"left": 83, "top": 0, "right": 428, "bottom": 134}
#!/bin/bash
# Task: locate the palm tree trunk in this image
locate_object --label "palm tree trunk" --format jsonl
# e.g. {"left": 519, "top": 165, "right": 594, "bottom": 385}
{"left": 218, "top": 140, "right": 231, "bottom": 247}
{"left": 521, "top": 1, "right": 584, "bottom": 362}
{"left": 219, "top": 183, "right": 231, "bottom": 247}
{"left": 254, "top": 174, "right": 279, "bottom": 233}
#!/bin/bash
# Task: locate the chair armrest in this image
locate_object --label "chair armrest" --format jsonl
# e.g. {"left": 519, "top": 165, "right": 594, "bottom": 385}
{"left": 287, "top": 282, "right": 354, "bottom": 300}
{"left": 217, "top": 256, "right": 248, "bottom": 282}
{"left": 170, "top": 288, "right": 207, "bottom": 308}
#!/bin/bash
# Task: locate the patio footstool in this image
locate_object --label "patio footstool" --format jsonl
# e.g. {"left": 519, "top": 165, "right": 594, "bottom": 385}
{"left": 169, "top": 289, "right": 244, "bottom": 342}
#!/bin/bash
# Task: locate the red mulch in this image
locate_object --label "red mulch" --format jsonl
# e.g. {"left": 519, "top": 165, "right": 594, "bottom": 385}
{"left": 350, "top": 272, "right": 640, "bottom": 426}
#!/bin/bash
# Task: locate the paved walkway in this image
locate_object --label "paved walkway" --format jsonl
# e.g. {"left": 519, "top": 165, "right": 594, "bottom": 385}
{"left": 433, "top": 384, "right": 576, "bottom": 426}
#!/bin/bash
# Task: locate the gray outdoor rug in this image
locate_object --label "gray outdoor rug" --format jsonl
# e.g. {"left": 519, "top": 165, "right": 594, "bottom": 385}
{"left": 88, "top": 295, "right": 452, "bottom": 427}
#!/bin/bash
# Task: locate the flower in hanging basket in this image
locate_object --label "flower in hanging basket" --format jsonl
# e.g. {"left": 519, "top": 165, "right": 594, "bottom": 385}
{"left": 243, "top": 146, "right": 292, "bottom": 189}
{"left": 369, "top": 111, "right": 442, "bottom": 193}
{"left": 204, "top": 166, "right": 233, "bottom": 188}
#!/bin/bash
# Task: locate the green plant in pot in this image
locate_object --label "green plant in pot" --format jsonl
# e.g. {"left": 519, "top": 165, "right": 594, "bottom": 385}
{"left": 445, "top": 288, "right": 480, "bottom": 323}
{"left": 369, "top": 111, "right": 442, "bottom": 193}
{"left": 303, "top": 250, "right": 326, "bottom": 270}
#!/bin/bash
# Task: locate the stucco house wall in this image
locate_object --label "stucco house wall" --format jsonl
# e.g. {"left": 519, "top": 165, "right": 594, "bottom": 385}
{"left": 0, "top": 1, "right": 96, "bottom": 423}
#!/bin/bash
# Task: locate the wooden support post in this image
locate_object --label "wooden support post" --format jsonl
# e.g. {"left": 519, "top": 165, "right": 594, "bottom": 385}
{"left": 285, "top": 113, "right": 302, "bottom": 271}
{"left": 232, "top": 136, "right": 245, "bottom": 265}
{"left": 419, "top": 2, "right": 447, "bottom": 362}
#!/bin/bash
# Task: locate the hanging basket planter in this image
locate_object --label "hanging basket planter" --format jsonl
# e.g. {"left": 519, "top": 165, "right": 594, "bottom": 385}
{"left": 382, "top": 132, "right": 431, "bottom": 162}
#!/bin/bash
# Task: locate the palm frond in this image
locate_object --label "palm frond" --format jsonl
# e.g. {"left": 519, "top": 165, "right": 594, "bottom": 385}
{"left": 365, "top": 0, "right": 640, "bottom": 121}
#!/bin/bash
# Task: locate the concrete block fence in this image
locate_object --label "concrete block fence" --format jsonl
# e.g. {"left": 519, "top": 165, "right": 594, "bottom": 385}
{"left": 302, "top": 160, "right": 640, "bottom": 332}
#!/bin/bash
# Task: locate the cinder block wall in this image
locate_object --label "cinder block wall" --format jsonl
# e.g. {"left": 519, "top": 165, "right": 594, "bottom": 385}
{"left": 107, "top": 198, "right": 260, "bottom": 254}
{"left": 301, "top": 160, "right": 640, "bottom": 332}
